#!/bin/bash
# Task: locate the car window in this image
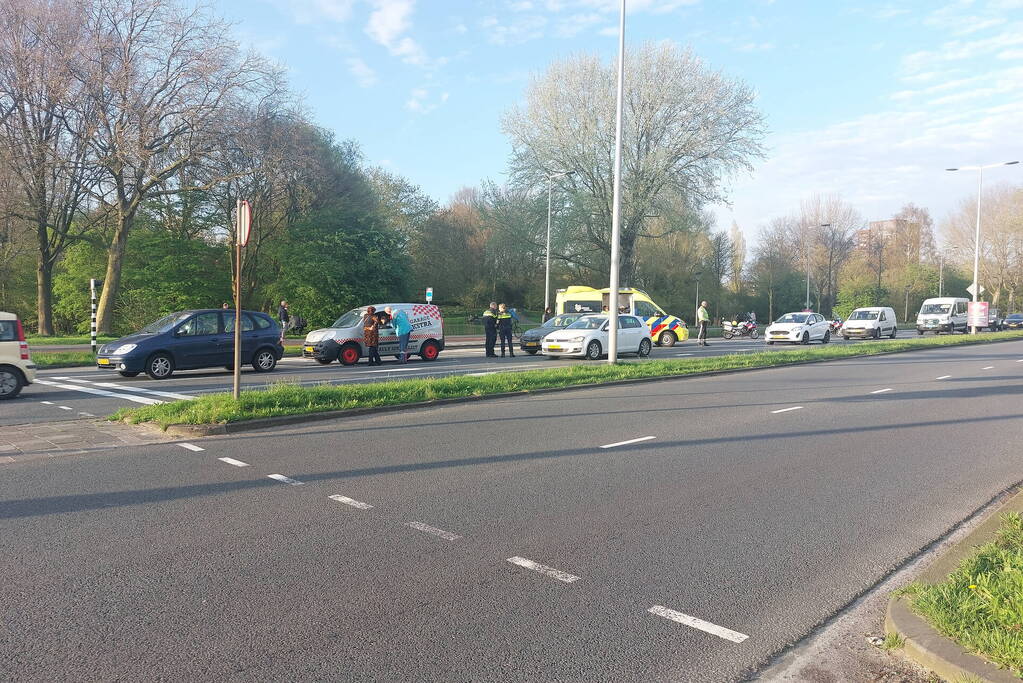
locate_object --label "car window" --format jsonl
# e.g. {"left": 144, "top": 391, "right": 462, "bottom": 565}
{"left": 223, "top": 312, "right": 255, "bottom": 333}
{"left": 251, "top": 314, "right": 272, "bottom": 329}
{"left": 879, "top": 312, "right": 886, "bottom": 321}
{"left": 331, "top": 309, "right": 366, "bottom": 328}
{"left": 140, "top": 311, "right": 191, "bottom": 334}
{"left": 849, "top": 310, "right": 878, "bottom": 320}
{"left": 564, "top": 300, "right": 602, "bottom": 314}
{"left": 776, "top": 313, "right": 809, "bottom": 324}
{"left": 566, "top": 316, "right": 606, "bottom": 330}
{"left": 177, "top": 312, "right": 219, "bottom": 336}
{"left": 633, "top": 301, "right": 660, "bottom": 318}
{"left": 0, "top": 320, "right": 15, "bottom": 341}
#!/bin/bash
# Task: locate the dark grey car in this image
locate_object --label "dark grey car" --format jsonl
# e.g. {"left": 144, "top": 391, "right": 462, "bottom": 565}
{"left": 519, "top": 314, "right": 585, "bottom": 355}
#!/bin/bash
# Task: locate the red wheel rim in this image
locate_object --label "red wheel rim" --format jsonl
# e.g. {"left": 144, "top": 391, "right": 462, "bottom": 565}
{"left": 423, "top": 344, "right": 438, "bottom": 359}
{"left": 342, "top": 348, "right": 359, "bottom": 363}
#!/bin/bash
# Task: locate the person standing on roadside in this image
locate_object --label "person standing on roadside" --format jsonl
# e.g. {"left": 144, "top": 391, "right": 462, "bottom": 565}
{"left": 697, "top": 300, "right": 710, "bottom": 346}
{"left": 542, "top": 306, "right": 553, "bottom": 323}
{"left": 385, "top": 306, "right": 412, "bottom": 364}
{"left": 482, "top": 301, "right": 498, "bottom": 358}
{"left": 497, "top": 303, "right": 515, "bottom": 357}
{"left": 363, "top": 305, "right": 382, "bottom": 365}
{"left": 277, "top": 300, "right": 290, "bottom": 331}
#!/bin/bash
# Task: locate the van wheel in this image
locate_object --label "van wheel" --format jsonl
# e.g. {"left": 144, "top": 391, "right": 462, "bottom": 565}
{"left": 658, "top": 330, "right": 677, "bottom": 347}
{"left": 890, "top": 327, "right": 897, "bottom": 338}
{"left": 638, "top": 338, "right": 652, "bottom": 357}
{"left": 145, "top": 353, "right": 174, "bottom": 380}
{"left": 873, "top": 328, "right": 881, "bottom": 340}
{"left": 420, "top": 340, "right": 440, "bottom": 361}
{"left": 585, "top": 340, "right": 602, "bottom": 360}
{"left": 252, "top": 349, "right": 277, "bottom": 372}
{"left": 118, "top": 371, "right": 140, "bottom": 377}
{"left": 338, "top": 344, "right": 361, "bottom": 366}
{"left": 917, "top": 330, "right": 923, "bottom": 335}
{"left": 0, "top": 367, "right": 24, "bottom": 399}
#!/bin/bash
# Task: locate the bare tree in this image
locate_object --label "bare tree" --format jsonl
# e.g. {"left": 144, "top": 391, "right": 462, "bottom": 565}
{"left": 71, "top": 0, "right": 271, "bottom": 333}
{"left": 0, "top": 0, "right": 99, "bottom": 334}
{"left": 729, "top": 221, "right": 746, "bottom": 293}
{"left": 943, "top": 183, "right": 1023, "bottom": 307}
{"left": 502, "top": 42, "right": 765, "bottom": 282}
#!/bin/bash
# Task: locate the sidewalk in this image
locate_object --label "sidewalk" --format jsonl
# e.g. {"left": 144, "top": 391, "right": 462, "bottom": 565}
{"left": 0, "top": 419, "right": 174, "bottom": 464}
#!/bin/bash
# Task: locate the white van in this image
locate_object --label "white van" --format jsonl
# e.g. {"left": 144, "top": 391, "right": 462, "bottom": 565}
{"left": 303, "top": 303, "right": 444, "bottom": 365}
{"left": 0, "top": 311, "right": 36, "bottom": 399}
{"left": 841, "top": 306, "right": 898, "bottom": 339}
{"left": 916, "top": 297, "right": 969, "bottom": 335}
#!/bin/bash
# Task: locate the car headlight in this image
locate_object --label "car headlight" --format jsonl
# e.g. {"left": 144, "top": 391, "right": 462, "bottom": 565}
{"left": 112, "top": 343, "right": 137, "bottom": 354}
{"left": 567, "top": 336, "right": 587, "bottom": 343}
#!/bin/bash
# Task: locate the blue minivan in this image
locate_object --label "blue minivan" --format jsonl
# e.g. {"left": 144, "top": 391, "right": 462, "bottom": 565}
{"left": 96, "top": 309, "right": 284, "bottom": 379}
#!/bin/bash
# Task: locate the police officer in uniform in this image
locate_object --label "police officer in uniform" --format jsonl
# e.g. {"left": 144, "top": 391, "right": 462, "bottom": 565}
{"left": 482, "top": 301, "right": 498, "bottom": 357}
{"left": 497, "top": 303, "right": 515, "bottom": 357}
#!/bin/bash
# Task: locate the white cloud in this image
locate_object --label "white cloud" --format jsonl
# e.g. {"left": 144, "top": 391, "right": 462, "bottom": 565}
{"left": 554, "top": 13, "right": 604, "bottom": 38}
{"left": 277, "top": 0, "right": 356, "bottom": 24}
{"left": 901, "top": 24, "right": 1023, "bottom": 74}
{"left": 347, "top": 57, "right": 378, "bottom": 87}
{"left": 365, "top": 0, "right": 428, "bottom": 65}
{"left": 405, "top": 86, "right": 449, "bottom": 114}
{"left": 480, "top": 14, "right": 548, "bottom": 45}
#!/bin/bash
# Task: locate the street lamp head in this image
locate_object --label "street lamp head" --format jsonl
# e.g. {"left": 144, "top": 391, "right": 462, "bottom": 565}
{"left": 1006, "top": 161, "right": 1020, "bottom": 166}
{"left": 945, "top": 168, "right": 959, "bottom": 172}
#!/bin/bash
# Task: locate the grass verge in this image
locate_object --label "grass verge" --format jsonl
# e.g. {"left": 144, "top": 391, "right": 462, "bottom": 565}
{"left": 31, "top": 351, "right": 96, "bottom": 368}
{"left": 900, "top": 512, "right": 1023, "bottom": 676}
{"left": 113, "top": 330, "right": 1023, "bottom": 428}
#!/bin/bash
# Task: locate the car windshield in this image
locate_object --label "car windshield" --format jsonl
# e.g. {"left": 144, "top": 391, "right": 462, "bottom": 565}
{"left": 921, "top": 303, "right": 951, "bottom": 314}
{"left": 849, "top": 310, "right": 879, "bottom": 320}
{"left": 1008, "top": 314, "right": 1023, "bottom": 320}
{"left": 776, "top": 313, "right": 809, "bottom": 324}
{"left": 545, "top": 314, "right": 580, "bottom": 328}
{"left": 139, "top": 311, "right": 191, "bottom": 334}
{"left": 567, "top": 316, "right": 607, "bottom": 330}
{"left": 332, "top": 308, "right": 368, "bottom": 328}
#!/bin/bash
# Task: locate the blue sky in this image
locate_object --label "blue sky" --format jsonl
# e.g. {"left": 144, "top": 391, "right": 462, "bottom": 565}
{"left": 224, "top": 0, "right": 1023, "bottom": 240}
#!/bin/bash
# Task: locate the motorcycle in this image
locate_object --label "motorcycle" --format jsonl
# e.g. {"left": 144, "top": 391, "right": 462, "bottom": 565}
{"left": 829, "top": 318, "right": 843, "bottom": 336}
{"left": 722, "top": 319, "right": 759, "bottom": 340}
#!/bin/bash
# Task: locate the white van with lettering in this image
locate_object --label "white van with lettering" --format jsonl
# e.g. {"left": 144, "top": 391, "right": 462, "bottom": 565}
{"left": 303, "top": 304, "right": 444, "bottom": 365}
{"left": 916, "top": 297, "right": 969, "bottom": 334}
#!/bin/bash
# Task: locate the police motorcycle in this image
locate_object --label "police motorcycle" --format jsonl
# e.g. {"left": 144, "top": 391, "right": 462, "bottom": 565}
{"left": 722, "top": 313, "right": 759, "bottom": 340}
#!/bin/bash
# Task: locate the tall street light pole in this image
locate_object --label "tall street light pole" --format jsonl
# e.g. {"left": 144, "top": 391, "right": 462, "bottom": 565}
{"left": 606, "top": 0, "right": 626, "bottom": 365}
{"left": 946, "top": 160, "right": 1019, "bottom": 334}
{"left": 544, "top": 170, "right": 575, "bottom": 314}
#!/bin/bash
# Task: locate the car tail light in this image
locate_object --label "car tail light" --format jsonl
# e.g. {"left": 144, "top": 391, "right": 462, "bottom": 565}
{"left": 15, "top": 318, "right": 29, "bottom": 359}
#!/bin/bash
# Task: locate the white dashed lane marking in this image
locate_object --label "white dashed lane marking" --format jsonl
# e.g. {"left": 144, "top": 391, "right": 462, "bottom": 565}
{"left": 40, "top": 401, "right": 53, "bottom": 405}
{"left": 328, "top": 494, "right": 373, "bottom": 509}
{"left": 600, "top": 436, "right": 656, "bottom": 449}
{"left": 34, "top": 378, "right": 163, "bottom": 405}
{"left": 268, "top": 474, "right": 304, "bottom": 486}
{"left": 870, "top": 388, "right": 892, "bottom": 394}
{"left": 936, "top": 375, "right": 951, "bottom": 380}
{"left": 648, "top": 605, "right": 749, "bottom": 643}
{"left": 982, "top": 366, "right": 994, "bottom": 370}
{"left": 218, "top": 457, "right": 249, "bottom": 467}
{"left": 507, "top": 556, "right": 581, "bottom": 583}
{"left": 58, "top": 406, "right": 72, "bottom": 410}
{"left": 72, "top": 379, "right": 197, "bottom": 400}
{"left": 771, "top": 406, "right": 803, "bottom": 414}
{"left": 406, "top": 521, "right": 461, "bottom": 541}
{"left": 178, "top": 443, "right": 204, "bottom": 452}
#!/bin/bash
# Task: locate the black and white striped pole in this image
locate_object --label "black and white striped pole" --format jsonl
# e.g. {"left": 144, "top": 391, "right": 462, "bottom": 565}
{"left": 90, "top": 278, "right": 97, "bottom": 355}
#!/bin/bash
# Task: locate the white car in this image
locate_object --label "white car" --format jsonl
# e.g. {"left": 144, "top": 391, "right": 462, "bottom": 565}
{"left": 765, "top": 312, "right": 832, "bottom": 345}
{"left": 0, "top": 311, "right": 36, "bottom": 399}
{"left": 541, "top": 314, "right": 652, "bottom": 360}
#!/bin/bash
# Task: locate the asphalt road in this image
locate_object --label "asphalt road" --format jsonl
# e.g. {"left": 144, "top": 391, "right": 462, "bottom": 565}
{"left": 12, "top": 334, "right": 884, "bottom": 426}
{"left": 2, "top": 339, "right": 1022, "bottom": 681}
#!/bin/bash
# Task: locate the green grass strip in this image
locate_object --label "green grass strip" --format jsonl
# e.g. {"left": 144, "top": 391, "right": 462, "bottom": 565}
{"left": 114, "top": 330, "right": 1023, "bottom": 428}
{"left": 26, "top": 335, "right": 117, "bottom": 346}
{"left": 31, "top": 351, "right": 97, "bottom": 369}
{"left": 901, "top": 512, "right": 1023, "bottom": 676}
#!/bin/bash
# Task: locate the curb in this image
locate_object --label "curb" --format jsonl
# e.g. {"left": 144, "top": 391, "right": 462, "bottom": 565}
{"left": 133, "top": 334, "right": 1023, "bottom": 438}
{"left": 885, "top": 490, "right": 1023, "bottom": 682}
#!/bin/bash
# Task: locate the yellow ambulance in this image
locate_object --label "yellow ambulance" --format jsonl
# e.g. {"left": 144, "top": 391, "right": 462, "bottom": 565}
{"left": 554, "top": 286, "right": 689, "bottom": 346}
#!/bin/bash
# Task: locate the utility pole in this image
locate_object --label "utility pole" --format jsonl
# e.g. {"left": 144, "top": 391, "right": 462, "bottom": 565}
{"left": 606, "top": 0, "right": 626, "bottom": 365}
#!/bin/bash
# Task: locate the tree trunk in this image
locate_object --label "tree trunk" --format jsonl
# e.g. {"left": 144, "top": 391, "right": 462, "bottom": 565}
{"left": 95, "top": 211, "right": 133, "bottom": 334}
{"left": 36, "top": 260, "right": 54, "bottom": 336}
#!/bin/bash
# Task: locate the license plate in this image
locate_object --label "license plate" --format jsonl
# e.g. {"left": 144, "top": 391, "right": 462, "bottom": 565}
{"left": 304, "top": 346, "right": 314, "bottom": 352}
{"left": 97, "top": 358, "right": 110, "bottom": 365}
{"left": 547, "top": 345, "right": 562, "bottom": 350}
{"left": 524, "top": 342, "right": 538, "bottom": 347}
